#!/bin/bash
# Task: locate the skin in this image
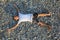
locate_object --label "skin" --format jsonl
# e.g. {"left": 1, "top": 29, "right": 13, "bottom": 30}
{"left": 14, "top": 16, "right": 19, "bottom": 21}
{"left": 38, "top": 12, "right": 51, "bottom": 17}
{"left": 7, "top": 3, "right": 52, "bottom": 34}
{"left": 38, "top": 21, "right": 51, "bottom": 31}
{"left": 7, "top": 4, "right": 20, "bottom": 34}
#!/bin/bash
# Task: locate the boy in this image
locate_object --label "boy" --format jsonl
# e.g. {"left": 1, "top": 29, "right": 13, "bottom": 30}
{"left": 7, "top": 4, "right": 51, "bottom": 34}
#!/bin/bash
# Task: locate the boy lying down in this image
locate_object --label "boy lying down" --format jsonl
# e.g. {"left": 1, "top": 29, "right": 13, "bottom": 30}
{"left": 7, "top": 4, "right": 52, "bottom": 34}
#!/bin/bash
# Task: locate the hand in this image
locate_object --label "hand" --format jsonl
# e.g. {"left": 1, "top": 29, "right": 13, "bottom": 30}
{"left": 7, "top": 29, "right": 14, "bottom": 34}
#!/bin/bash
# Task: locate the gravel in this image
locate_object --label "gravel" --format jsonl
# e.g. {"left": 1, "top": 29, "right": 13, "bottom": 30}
{"left": 0, "top": 0, "right": 60, "bottom": 40}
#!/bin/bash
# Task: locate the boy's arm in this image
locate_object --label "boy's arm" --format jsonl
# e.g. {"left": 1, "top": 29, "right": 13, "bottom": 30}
{"left": 13, "top": 4, "right": 20, "bottom": 13}
{"left": 7, "top": 20, "right": 21, "bottom": 34}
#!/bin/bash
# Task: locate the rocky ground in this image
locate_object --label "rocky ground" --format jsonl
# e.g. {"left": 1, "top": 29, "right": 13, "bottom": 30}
{"left": 0, "top": 0, "right": 60, "bottom": 40}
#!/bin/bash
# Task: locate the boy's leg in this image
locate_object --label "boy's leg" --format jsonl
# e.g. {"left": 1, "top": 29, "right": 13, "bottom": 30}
{"left": 38, "top": 21, "right": 51, "bottom": 31}
{"left": 38, "top": 12, "right": 51, "bottom": 17}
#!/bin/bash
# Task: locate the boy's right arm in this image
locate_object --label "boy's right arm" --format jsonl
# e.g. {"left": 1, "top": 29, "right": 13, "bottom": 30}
{"left": 13, "top": 4, "right": 20, "bottom": 13}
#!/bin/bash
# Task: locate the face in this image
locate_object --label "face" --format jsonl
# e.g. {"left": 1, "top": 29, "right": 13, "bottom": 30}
{"left": 14, "top": 16, "right": 19, "bottom": 21}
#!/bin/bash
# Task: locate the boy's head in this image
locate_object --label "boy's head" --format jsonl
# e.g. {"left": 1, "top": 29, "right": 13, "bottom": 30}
{"left": 14, "top": 16, "right": 19, "bottom": 21}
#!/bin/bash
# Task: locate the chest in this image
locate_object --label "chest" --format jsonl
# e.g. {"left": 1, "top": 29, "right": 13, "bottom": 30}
{"left": 18, "top": 13, "right": 33, "bottom": 22}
